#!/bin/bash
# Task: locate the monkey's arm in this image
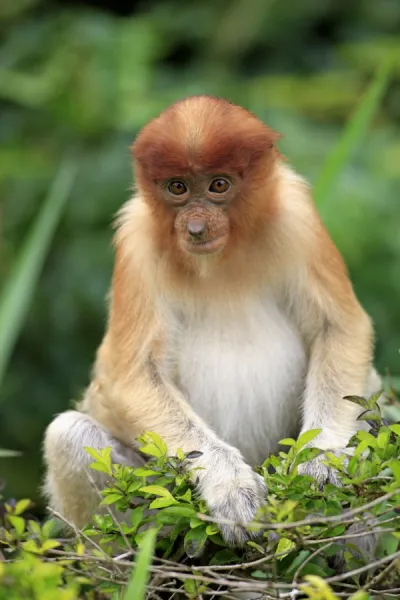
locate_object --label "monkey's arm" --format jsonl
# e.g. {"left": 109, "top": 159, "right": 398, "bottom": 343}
{"left": 294, "top": 220, "right": 377, "bottom": 480}
{"left": 79, "top": 246, "right": 265, "bottom": 544}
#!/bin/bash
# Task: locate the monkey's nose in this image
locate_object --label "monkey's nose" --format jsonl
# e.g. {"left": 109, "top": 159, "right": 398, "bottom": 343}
{"left": 187, "top": 219, "right": 207, "bottom": 240}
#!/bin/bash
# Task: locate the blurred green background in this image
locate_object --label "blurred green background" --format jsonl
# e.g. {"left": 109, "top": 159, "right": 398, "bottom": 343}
{"left": 0, "top": 0, "right": 399, "bottom": 508}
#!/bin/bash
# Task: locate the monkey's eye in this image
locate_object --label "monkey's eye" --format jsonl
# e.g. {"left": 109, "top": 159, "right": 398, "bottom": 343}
{"left": 208, "top": 178, "right": 230, "bottom": 194}
{"left": 168, "top": 181, "right": 188, "bottom": 196}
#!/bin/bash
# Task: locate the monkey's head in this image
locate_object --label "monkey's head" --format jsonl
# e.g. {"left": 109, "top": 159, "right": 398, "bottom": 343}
{"left": 132, "top": 96, "right": 281, "bottom": 262}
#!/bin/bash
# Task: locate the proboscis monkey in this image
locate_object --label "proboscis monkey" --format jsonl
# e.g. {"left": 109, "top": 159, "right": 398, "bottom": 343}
{"left": 44, "top": 96, "right": 381, "bottom": 545}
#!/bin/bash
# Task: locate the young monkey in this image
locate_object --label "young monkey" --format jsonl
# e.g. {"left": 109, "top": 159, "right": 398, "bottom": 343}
{"left": 44, "top": 95, "right": 381, "bottom": 545}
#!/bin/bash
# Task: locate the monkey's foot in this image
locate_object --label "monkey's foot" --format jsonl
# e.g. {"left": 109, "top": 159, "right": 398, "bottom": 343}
{"left": 197, "top": 450, "right": 266, "bottom": 546}
{"left": 297, "top": 449, "right": 350, "bottom": 488}
{"left": 214, "top": 473, "right": 266, "bottom": 547}
{"left": 331, "top": 515, "right": 380, "bottom": 572}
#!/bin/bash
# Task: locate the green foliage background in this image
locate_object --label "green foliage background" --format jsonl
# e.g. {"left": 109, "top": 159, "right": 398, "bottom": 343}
{"left": 0, "top": 0, "right": 399, "bottom": 505}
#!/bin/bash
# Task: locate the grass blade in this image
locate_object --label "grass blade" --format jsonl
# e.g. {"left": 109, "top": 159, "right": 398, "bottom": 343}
{"left": 123, "top": 528, "right": 157, "bottom": 600}
{"left": 0, "top": 158, "right": 77, "bottom": 392}
{"left": 0, "top": 449, "right": 21, "bottom": 458}
{"left": 314, "top": 56, "right": 392, "bottom": 205}
{"left": 384, "top": 376, "right": 400, "bottom": 391}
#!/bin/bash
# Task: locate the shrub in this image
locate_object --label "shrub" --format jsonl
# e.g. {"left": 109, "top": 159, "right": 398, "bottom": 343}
{"left": 1, "top": 392, "right": 400, "bottom": 599}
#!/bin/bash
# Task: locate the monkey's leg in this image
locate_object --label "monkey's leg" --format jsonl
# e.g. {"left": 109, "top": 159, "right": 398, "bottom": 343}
{"left": 43, "top": 410, "right": 145, "bottom": 529}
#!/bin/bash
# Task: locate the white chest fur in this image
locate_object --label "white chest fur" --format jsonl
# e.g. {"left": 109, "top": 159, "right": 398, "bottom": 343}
{"left": 163, "top": 295, "right": 308, "bottom": 466}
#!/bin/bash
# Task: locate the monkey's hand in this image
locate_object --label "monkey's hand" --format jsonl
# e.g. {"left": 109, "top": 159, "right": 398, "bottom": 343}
{"left": 193, "top": 447, "right": 266, "bottom": 546}
{"left": 297, "top": 449, "right": 350, "bottom": 488}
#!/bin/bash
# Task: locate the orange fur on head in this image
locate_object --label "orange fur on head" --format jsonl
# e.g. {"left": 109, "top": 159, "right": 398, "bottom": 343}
{"left": 131, "top": 96, "right": 282, "bottom": 268}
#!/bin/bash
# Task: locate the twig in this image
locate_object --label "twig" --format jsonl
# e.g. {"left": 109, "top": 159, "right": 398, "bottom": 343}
{"left": 114, "top": 550, "right": 135, "bottom": 561}
{"left": 361, "top": 554, "right": 400, "bottom": 591}
{"left": 196, "top": 488, "right": 400, "bottom": 531}
{"left": 149, "top": 569, "right": 295, "bottom": 591}
{"left": 293, "top": 542, "right": 333, "bottom": 585}
{"left": 303, "top": 525, "right": 398, "bottom": 545}
{"left": 326, "top": 549, "right": 400, "bottom": 584}
{"left": 148, "top": 592, "right": 164, "bottom": 600}
{"left": 87, "top": 470, "right": 133, "bottom": 553}
{"left": 48, "top": 507, "right": 123, "bottom": 575}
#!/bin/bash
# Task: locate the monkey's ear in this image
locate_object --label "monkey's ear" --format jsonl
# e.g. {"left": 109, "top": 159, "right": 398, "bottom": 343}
{"left": 246, "top": 127, "right": 284, "bottom": 165}
{"left": 265, "top": 127, "right": 286, "bottom": 160}
{"left": 130, "top": 136, "right": 155, "bottom": 171}
{"left": 130, "top": 139, "right": 139, "bottom": 159}
{"left": 264, "top": 127, "right": 282, "bottom": 149}
{"left": 269, "top": 132, "right": 285, "bottom": 161}
{"left": 130, "top": 135, "right": 151, "bottom": 162}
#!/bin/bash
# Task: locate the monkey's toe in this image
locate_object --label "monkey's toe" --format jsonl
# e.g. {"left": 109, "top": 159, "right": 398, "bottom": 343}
{"left": 210, "top": 474, "right": 267, "bottom": 546}
{"left": 297, "top": 450, "right": 349, "bottom": 488}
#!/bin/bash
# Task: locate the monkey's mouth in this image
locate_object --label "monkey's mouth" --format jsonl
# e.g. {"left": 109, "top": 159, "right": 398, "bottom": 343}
{"left": 182, "top": 234, "right": 228, "bottom": 255}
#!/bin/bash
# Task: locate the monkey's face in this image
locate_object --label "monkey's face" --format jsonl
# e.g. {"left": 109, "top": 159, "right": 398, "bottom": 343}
{"left": 161, "top": 174, "right": 234, "bottom": 256}
{"left": 132, "top": 96, "right": 282, "bottom": 262}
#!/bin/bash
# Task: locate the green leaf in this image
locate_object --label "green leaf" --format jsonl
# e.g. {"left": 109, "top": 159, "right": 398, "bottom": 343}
{"left": 41, "top": 539, "right": 61, "bottom": 551}
{"left": 139, "top": 444, "right": 163, "bottom": 458}
{"left": 210, "top": 549, "right": 239, "bottom": 565}
{"left": 178, "top": 488, "right": 192, "bottom": 503}
{"left": 123, "top": 528, "right": 157, "bottom": 600}
{"left": 357, "top": 430, "right": 377, "bottom": 446}
{"left": 101, "top": 493, "right": 124, "bottom": 505}
{"left": 344, "top": 395, "right": 369, "bottom": 409}
{"left": 149, "top": 497, "right": 178, "bottom": 509}
{"left": 286, "top": 550, "right": 311, "bottom": 576}
{"left": 133, "top": 468, "right": 160, "bottom": 477}
{"left": 368, "top": 390, "right": 384, "bottom": 409}
{"left": 276, "top": 536, "right": 296, "bottom": 560}
{"left": 102, "top": 446, "right": 112, "bottom": 471}
{"left": 127, "top": 481, "right": 143, "bottom": 494}
{"left": 130, "top": 506, "right": 145, "bottom": 530}
{"left": 389, "top": 424, "right": 400, "bottom": 436}
{"left": 247, "top": 541, "right": 265, "bottom": 553}
{"left": 184, "top": 579, "right": 197, "bottom": 595}
{"left": 176, "top": 448, "right": 185, "bottom": 460}
{"left": 139, "top": 485, "right": 174, "bottom": 498}
{"left": 189, "top": 516, "right": 204, "bottom": 528}
{"left": 388, "top": 459, "right": 400, "bottom": 484}
{"left": 184, "top": 526, "right": 208, "bottom": 558}
{"left": 161, "top": 505, "right": 196, "bottom": 518}
{"left": 349, "top": 592, "right": 369, "bottom": 600}
{"left": 296, "top": 429, "right": 322, "bottom": 450}
{"left": 41, "top": 519, "right": 58, "bottom": 539}
{"left": 205, "top": 524, "right": 219, "bottom": 536}
{"left": 82, "top": 528, "right": 99, "bottom": 537}
{"left": 7, "top": 515, "right": 25, "bottom": 535}
{"left": 357, "top": 409, "right": 381, "bottom": 422}
{"left": 279, "top": 438, "right": 296, "bottom": 447}
{"left": 251, "top": 570, "right": 269, "bottom": 579}
{"left": 0, "top": 157, "right": 77, "bottom": 393}
{"left": 314, "top": 56, "right": 392, "bottom": 206}
{"left": 21, "top": 539, "right": 41, "bottom": 554}
{"left": 90, "top": 462, "right": 112, "bottom": 474}
{"left": 14, "top": 499, "right": 31, "bottom": 515}
{"left": 143, "top": 431, "right": 167, "bottom": 456}
{"left": 301, "top": 563, "right": 333, "bottom": 577}
{"left": 28, "top": 520, "right": 42, "bottom": 536}
{"left": 84, "top": 447, "right": 103, "bottom": 462}
{"left": 377, "top": 428, "right": 390, "bottom": 449}
{"left": 377, "top": 532, "right": 399, "bottom": 556}
{"left": 354, "top": 439, "right": 370, "bottom": 457}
